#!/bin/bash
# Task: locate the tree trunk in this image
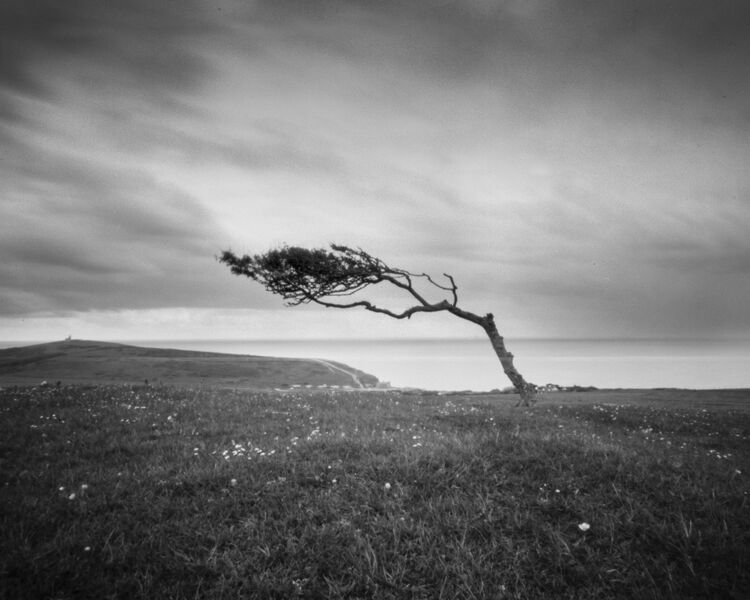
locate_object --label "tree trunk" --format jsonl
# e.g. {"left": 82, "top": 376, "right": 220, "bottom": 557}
{"left": 481, "top": 313, "right": 536, "bottom": 406}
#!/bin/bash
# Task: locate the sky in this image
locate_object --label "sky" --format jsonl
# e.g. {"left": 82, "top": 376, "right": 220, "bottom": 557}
{"left": 1, "top": 0, "right": 749, "bottom": 343}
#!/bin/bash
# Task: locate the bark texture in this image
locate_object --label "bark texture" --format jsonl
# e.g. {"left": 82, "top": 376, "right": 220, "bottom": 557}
{"left": 480, "top": 313, "right": 536, "bottom": 406}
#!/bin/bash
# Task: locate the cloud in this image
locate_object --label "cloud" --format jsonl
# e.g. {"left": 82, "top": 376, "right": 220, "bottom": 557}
{"left": 0, "top": 134, "right": 269, "bottom": 315}
{"left": 1, "top": 0, "right": 748, "bottom": 341}
{"left": 0, "top": 0, "right": 215, "bottom": 99}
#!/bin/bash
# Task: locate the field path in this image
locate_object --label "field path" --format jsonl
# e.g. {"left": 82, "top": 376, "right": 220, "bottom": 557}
{"left": 314, "top": 359, "right": 364, "bottom": 388}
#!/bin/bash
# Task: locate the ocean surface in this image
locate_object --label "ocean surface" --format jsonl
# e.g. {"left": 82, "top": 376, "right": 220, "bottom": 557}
{"left": 118, "top": 338, "right": 750, "bottom": 391}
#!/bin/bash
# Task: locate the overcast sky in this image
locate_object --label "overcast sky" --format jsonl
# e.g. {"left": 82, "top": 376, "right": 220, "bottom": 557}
{"left": 2, "top": 0, "right": 749, "bottom": 342}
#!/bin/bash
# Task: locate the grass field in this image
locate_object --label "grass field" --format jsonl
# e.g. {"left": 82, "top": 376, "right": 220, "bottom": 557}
{"left": 1, "top": 385, "right": 749, "bottom": 599}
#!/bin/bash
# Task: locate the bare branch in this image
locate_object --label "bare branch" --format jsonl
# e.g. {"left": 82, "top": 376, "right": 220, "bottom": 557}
{"left": 380, "top": 274, "right": 432, "bottom": 307}
{"left": 417, "top": 272, "right": 459, "bottom": 305}
{"left": 312, "top": 297, "right": 453, "bottom": 320}
{"left": 443, "top": 273, "right": 459, "bottom": 306}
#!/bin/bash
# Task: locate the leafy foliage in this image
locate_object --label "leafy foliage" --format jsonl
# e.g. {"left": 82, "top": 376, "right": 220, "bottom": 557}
{"left": 220, "top": 245, "right": 389, "bottom": 306}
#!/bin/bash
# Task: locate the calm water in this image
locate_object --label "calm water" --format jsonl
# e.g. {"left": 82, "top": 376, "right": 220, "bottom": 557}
{"left": 120, "top": 338, "right": 750, "bottom": 391}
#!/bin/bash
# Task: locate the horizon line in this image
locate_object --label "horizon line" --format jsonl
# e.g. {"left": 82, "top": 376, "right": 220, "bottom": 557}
{"left": 2, "top": 335, "right": 750, "bottom": 346}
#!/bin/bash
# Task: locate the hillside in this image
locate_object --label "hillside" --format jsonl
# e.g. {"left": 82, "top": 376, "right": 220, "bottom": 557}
{"left": 0, "top": 339, "right": 379, "bottom": 389}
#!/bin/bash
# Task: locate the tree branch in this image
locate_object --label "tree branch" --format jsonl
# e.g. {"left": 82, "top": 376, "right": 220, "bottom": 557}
{"left": 311, "top": 297, "right": 453, "bottom": 320}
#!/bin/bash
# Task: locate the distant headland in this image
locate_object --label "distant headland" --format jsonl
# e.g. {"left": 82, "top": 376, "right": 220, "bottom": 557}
{"left": 0, "top": 339, "right": 380, "bottom": 390}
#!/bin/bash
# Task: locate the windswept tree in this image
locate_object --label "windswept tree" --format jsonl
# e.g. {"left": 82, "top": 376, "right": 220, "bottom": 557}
{"left": 220, "top": 244, "right": 537, "bottom": 405}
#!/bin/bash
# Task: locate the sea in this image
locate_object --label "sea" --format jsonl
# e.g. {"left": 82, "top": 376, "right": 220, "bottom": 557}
{"left": 113, "top": 337, "right": 750, "bottom": 391}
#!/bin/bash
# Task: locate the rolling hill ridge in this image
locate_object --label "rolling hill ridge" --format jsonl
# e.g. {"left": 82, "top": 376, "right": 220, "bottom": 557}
{"left": 0, "top": 339, "right": 379, "bottom": 389}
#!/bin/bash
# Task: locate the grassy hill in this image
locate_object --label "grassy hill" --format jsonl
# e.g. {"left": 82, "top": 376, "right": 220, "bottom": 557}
{"left": 1, "top": 385, "right": 748, "bottom": 599}
{"left": 0, "top": 339, "right": 379, "bottom": 389}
